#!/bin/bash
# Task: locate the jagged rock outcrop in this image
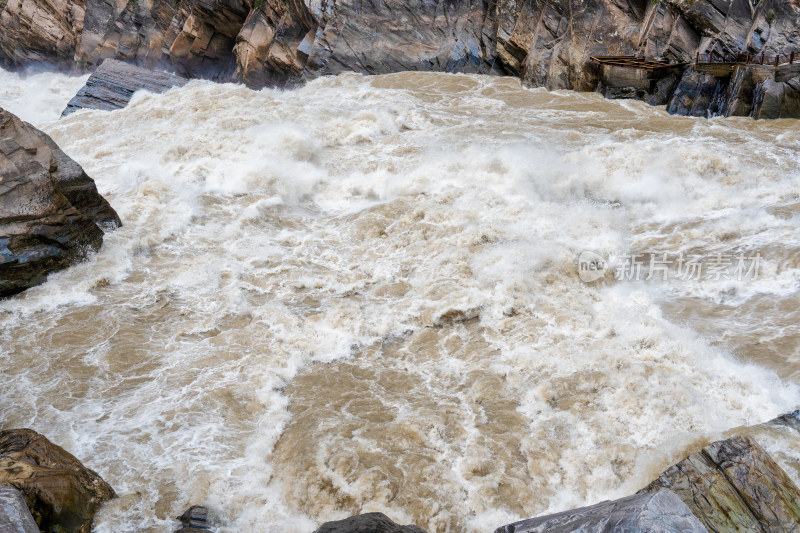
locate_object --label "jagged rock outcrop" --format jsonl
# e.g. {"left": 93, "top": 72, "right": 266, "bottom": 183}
{"left": 303, "top": 0, "right": 498, "bottom": 78}
{"left": 752, "top": 63, "right": 800, "bottom": 119}
{"left": 0, "top": 108, "right": 120, "bottom": 297}
{"left": 232, "top": 0, "right": 318, "bottom": 87}
{"left": 62, "top": 58, "right": 188, "bottom": 116}
{"left": 0, "top": 429, "right": 116, "bottom": 533}
{"left": 494, "top": 490, "right": 708, "bottom": 533}
{"left": 665, "top": 62, "right": 800, "bottom": 118}
{"left": 640, "top": 436, "right": 800, "bottom": 532}
{"left": 0, "top": 486, "right": 39, "bottom": 533}
{"left": 0, "top": 0, "right": 85, "bottom": 69}
{"left": 313, "top": 512, "right": 428, "bottom": 533}
{"left": 666, "top": 66, "right": 727, "bottom": 117}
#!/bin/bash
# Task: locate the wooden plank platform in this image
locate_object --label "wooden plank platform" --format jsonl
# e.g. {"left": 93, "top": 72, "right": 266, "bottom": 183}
{"left": 694, "top": 51, "right": 797, "bottom": 76}
{"left": 590, "top": 56, "right": 682, "bottom": 71}
{"left": 693, "top": 62, "right": 738, "bottom": 76}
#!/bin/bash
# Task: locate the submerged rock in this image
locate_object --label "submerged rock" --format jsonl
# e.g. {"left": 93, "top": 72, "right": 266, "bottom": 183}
{"left": 494, "top": 490, "right": 708, "bottom": 533}
{"left": 176, "top": 505, "right": 214, "bottom": 532}
{"left": 0, "top": 486, "right": 38, "bottom": 533}
{"left": 62, "top": 59, "right": 189, "bottom": 117}
{"left": 0, "top": 108, "right": 120, "bottom": 297}
{"left": 640, "top": 436, "right": 800, "bottom": 532}
{"left": 765, "top": 409, "right": 800, "bottom": 433}
{"left": 313, "top": 512, "right": 428, "bottom": 533}
{"left": 0, "top": 429, "right": 116, "bottom": 533}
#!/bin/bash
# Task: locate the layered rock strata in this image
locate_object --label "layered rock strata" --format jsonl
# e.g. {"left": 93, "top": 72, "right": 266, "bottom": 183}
{"left": 0, "top": 429, "right": 116, "bottom": 533}
{"left": 2, "top": 0, "right": 799, "bottom": 117}
{"left": 62, "top": 58, "right": 188, "bottom": 116}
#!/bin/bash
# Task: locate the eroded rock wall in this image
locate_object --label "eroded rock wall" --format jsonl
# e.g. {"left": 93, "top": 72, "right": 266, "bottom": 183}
{"left": 1, "top": 0, "right": 799, "bottom": 113}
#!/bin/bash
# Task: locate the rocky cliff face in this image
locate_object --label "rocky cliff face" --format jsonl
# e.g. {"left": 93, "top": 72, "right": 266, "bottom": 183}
{"left": 1, "top": 0, "right": 799, "bottom": 115}
{"left": 0, "top": 108, "right": 120, "bottom": 297}
{"left": 1, "top": 0, "right": 796, "bottom": 84}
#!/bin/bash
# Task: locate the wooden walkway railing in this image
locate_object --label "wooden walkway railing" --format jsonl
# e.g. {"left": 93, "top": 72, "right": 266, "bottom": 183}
{"left": 588, "top": 52, "right": 798, "bottom": 74}
{"left": 590, "top": 56, "right": 682, "bottom": 71}
{"left": 695, "top": 51, "right": 797, "bottom": 67}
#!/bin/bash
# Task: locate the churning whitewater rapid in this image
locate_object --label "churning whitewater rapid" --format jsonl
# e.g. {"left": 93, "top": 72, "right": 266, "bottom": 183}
{"left": 1, "top": 68, "right": 800, "bottom": 533}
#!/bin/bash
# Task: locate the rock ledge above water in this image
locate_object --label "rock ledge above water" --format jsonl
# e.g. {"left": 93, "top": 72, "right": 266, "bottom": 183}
{"left": 62, "top": 59, "right": 189, "bottom": 117}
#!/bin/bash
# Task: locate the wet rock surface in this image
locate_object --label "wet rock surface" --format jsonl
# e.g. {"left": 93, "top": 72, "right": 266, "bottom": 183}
{"left": 0, "top": 486, "right": 38, "bottom": 533}
{"left": 765, "top": 410, "right": 800, "bottom": 433}
{"left": 753, "top": 75, "right": 800, "bottom": 119}
{"left": 494, "top": 489, "right": 708, "bottom": 533}
{"left": 176, "top": 505, "right": 214, "bottom": 532}
{"left": 62, "top": 58, "right": 188, "bottom": 116}
{"left": 313, "top": 512, "right": 428, "bottom": 533}
{"left": 640, "top": 436, "right": 800, "bottom": 532}
{"left": 0, "top": 429, "right": 116, "bottom": 533}
{"left": 494, "top": 426, "right": 800, "bottom": 533}
{"left": 0, "top": 108, "right": 119, "bottom": 297}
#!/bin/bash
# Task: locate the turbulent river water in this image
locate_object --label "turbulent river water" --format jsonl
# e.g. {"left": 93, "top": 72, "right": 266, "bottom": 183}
{"left": 1, "top": 68, "right": 800, "bottom": 532}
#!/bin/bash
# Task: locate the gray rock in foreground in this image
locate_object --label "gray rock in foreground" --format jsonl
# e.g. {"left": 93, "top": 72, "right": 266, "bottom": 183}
{"left": 640, "top": 435, "right": 800, "bottom": 532}
{"left": 313, "top": 512, "right": 427, "bottom": 533}
{"left": 494, "top": 490, "right": 707, "bottom": 533}
{"left": 62, "top": 59, "right": 188, "bottom": 117}
{"left": 0, "top": 486, "right": 38, "bottom": 533}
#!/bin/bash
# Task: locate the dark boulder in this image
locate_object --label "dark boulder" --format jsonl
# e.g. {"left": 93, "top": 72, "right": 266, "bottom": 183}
{"left": 313, "top": 512, "right": 427, "bottom": 533}
{"left": 0, "top": 108, "right": 120, "bottom": 297}
{"left": 493, "top": 490, "right": 708, "bottom": 533}
{"left": 176, "top": 505, "right": 214, "bottom": 532}
{"left": 62, "top": 59, "right": 189, "bottom": 117}
{"left": 0, "top": 429, "right": 116, "bottom": 533}
{"left": 640, "top": 435, "right": 800, "bottom": 532}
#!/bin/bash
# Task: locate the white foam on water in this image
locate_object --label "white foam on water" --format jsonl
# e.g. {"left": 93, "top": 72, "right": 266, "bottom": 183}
{"left": 0, "top": 68, "right": 798, "bottom": 532}
{"left": 0, "top": 68, "right": 89, "bottom": 126}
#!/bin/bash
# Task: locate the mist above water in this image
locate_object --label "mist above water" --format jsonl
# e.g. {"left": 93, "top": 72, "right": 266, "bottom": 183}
{"left": 1, "top": 70, "right": 799, "bottom": 532}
